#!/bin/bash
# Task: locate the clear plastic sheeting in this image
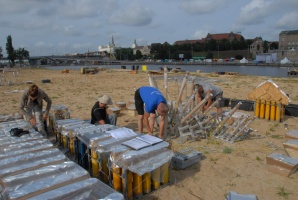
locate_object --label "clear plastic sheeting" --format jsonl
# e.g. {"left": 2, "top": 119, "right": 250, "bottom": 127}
{"left": 110, "top": 142, "right": 173, "bottom": 176}
{"left": 0, "top": 139, "right": 53, "bottom": 159}
{"left": 55, "top": 118, "right": 86, "bottom": 133}
{"left": 0, "top": 114, "right": 23, "bottom": 123}
{"left": 0, "top": 131, "right": 43, "bottom": 146}
{"left": 60, "top": 123, "right": 94, "bottom": 138}
{"left": 75, "top": 124, "right": 120, "bottom": 146}
{"left": 1, "top": 161, "right": 90, "bottom": 200}
{"left": 95, "top": 134, "right": 141, "bottom": 154}
{"left": 0, "top": 148, "right": 67, "bottom": 179}
{"left": 26, "top": 178, "right": 124, "bottom": 200}
{"left": 77, "top": 131, "right": 112, "bottom": 148}
{"left": 0, "top": 120, "right": 31, "bottom": 136}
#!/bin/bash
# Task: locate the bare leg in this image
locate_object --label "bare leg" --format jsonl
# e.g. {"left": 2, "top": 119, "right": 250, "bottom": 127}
{"left": 138, "top": 115, "right": 144, "bottom": 133}
{"left": 149, "top": 113, "right": 156, "bottom": 134}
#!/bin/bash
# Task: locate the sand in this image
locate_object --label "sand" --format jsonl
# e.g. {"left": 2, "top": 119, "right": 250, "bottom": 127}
{"left": 0, "top": 67, "right": 298, "bottom": 200}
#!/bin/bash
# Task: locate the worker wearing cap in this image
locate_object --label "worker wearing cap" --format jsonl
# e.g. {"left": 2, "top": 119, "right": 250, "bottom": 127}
{"left": 91, "top": 95, "right": 117, "bottom": 125}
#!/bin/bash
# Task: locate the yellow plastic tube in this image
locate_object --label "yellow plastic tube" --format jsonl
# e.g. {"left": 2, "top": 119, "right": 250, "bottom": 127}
{"left": 254, "top": 99, "right": 260, "bottom": 117}
{"left": 112, "top": 166, "right": 122, "bottom": 192}
{"left": 275, "top": 103, "right": 281, "bottom": 122}
{"left": 90, "top": 149, "right": 99, "bottom": 177}
{"left": 270, "top": 101, "right": 276, "bottom": 121}
{"left": 101, "top": 153, "right": 109, "bottom": 184}
{"left": 160, "top": 162, "right": 169, "bottom": 184}
{"left": 152, "top": 167, "right": 161, "bottom": 190}
{"left": 133, "top": 173, "right": 143, "bottom": 198}
{"left": 281, "top": 104, "right": 285, "bottom": 122}
{"left": 265, "top": 100, "right": 271, "bottom": 121}
{"left": 142, "top": 173, "right": 151, "bottom": 194}
{"left": 122, "top": 170, "right": 133, "bottom": 200}
{"left": 259, "top": 100, "right": 265, "bottom": 119}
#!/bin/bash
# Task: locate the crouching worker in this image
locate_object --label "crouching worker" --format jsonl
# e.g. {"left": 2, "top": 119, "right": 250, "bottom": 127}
{"left": 19, "top": 84, "right": 52, "bottom": 136}
{"left": 91, "top": 95, "right": 117, "bottom": 125}
{"left": 195, "top": 83, "right": 223, "bottom": 116}
{"left": 134, "top": 86, "right": 169, "bottom": 139}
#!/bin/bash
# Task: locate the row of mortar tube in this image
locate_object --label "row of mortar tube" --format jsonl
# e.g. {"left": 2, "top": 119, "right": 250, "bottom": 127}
{"left": 254, "top": 99, "right": 285, "bottom": 122}
{"left": 111, "top": 162, "right": 170, "bottom": 200}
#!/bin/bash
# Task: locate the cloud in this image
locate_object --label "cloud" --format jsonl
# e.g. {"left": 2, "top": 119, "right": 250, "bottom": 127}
{"left": 192, "top": 30, "right": 210, "bottom": 39}
{"left": 0, "top": 0, "right": 46, "bottom": 14}
{"left": 180, "top": 0, "right": 230, "bottom": 15}
{"left": 109, "top": 3, "right": 153, "bottom": 26}
{"left": 275, "top": 12, "right": 298, "bottom": 29}
{"left": 236, "top": 0, "right": 274, "bottom": 25}
{"left": 63, "top": 25, "right": 82, "bottom": 36}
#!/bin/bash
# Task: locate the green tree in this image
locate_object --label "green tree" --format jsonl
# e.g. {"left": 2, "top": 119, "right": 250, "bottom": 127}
{"left": 0, "top": 46, "right": 3, "bottom": 58}
{"left": 135, "top": 50, "right": 143, "bottom": 60}
{"left": 6, "top": 35, "right": 16, "bottom": 67}
{"left": 15, "top": 48, "right": 30, "bottom": 67}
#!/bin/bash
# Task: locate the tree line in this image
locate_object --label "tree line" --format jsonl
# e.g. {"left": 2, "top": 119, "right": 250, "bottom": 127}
{"left": 114, "top": 37, "right": 279, "bottom": 61}
{"left": 0, "top": 35, "right": 30, "bottom": 67}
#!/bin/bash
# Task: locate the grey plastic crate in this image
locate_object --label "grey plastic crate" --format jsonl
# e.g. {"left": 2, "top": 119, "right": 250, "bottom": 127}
{"left": 171, "top": 148, "right": 202, "bottom": 169}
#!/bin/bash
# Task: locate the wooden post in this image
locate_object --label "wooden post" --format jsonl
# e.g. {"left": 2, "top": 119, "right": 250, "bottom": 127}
{"left": 171, "top": 72, "right": 189, "bottom": 124}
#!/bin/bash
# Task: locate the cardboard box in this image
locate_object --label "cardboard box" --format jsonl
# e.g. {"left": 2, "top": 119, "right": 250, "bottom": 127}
{"left": 266, "top": 153, "right": 298, "bottom": 176}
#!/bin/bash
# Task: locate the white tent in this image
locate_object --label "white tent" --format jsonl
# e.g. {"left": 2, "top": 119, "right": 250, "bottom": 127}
{"left": 280, "top": 57, "right": 291, "bottom": 64}
{"left": 240, "top": 57, "right": 248, "bottom": 63}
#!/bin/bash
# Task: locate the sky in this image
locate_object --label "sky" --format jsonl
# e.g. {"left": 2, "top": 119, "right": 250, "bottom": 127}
{"left": 0, "top": 0, "right": 298, "bottom": 57}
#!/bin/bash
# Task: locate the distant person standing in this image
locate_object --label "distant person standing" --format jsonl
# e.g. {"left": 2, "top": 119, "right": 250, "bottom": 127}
{"left": 19, "top": 84, "right": 52, "bottom": 136}
{"left": 91, "top": 95, "right": 117, "bottom": 125}
{"left": 134, "top": 86, "right": 169, "bottom": 139}
{"left": 195, "top": 83, "right": 223, "bottom": 115}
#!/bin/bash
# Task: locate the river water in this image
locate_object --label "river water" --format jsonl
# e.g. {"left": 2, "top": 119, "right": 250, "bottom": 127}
{"left": 43, "top": 64, "right": 297, "bottom": 78}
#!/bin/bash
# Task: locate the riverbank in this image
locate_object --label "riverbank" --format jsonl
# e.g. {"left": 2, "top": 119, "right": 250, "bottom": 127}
{"left": 1, "top": 68, "right": 298, "bottom": 199}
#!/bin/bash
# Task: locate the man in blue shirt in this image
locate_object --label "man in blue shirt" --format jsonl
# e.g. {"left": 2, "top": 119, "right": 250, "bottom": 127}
{"left": 134, "top": 86, "right": 169, "bottom": 139}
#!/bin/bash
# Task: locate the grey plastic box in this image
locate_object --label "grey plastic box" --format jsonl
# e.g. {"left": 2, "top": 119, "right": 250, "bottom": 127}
{"left": 171, "top": 149, "right": 202, "bottom": 169}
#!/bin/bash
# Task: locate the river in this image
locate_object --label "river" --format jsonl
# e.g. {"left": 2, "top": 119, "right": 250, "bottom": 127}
{"left": 42, "top": 64, "right": 297, "bottom": 78}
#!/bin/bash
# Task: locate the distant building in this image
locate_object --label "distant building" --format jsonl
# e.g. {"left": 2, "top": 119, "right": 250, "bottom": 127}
{"left": 98, "top": 36, "right": 120, "bottom": 57}
{"left": 277, "top": 30, "right": 298, "bottom": 63}
{"left": 173, "top": 39, "right": 200, "bottom": 45}
{"left": 255, "top": 53, "right": 277, "bottom": 63}
{"left": 249, "top": 37, "right": 264, "bottom": 58}
{"left": 173, "top": 32, "right": 243, "bottom": 45}
{"left": 131, "top": 39, "right": 151, "bottom": 57}
{"left": 202, "top": 32, "right": 243, "bottom": 42}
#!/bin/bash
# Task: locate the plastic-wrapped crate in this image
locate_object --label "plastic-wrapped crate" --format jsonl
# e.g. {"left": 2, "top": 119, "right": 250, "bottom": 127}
{"left": 1, "top": 161, "right": 90, "bottom": 200}
{"left": 110, "top": 141, "right": 173, "bottom": 200}
{"left": 0, "top": 148, "right": 67, "bottom": 179}
{"left": 26, "top": 178, "right": 124, "bottom": 200}
{"left": 0, "top": 139, "right": 53, "bottom": 159}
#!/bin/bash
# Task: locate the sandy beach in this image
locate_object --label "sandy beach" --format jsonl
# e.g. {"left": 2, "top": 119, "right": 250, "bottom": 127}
{"left": 1, "top": 67, "right": 298, "bottom": 200}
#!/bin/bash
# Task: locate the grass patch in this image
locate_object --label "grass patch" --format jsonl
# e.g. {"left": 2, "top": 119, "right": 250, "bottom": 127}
{"left": 269, "top": 123, "right": 279, "bottom": 132}
{"left": 256, "top": 156, "right": 262, "bottom": 161}
{"left": 223, "top": 146, "right": 232, "bottom": 154}
{"left": 276, "top": 186, "right": 291, "bottom": 199}
{"left": 270, "top": 135, "right": 283, "bottom": 139}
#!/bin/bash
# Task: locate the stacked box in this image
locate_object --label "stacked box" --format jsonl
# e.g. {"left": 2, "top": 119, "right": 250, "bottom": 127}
{"left": 48, "top": 104, "right": 71, "bottom": 134}
{"left": 110, "top": 138, "right": 174, "bottom": 200}
{"left": 0, "top": 119, "right": 124, "bottom": 200}
{"left": 1, "top": 161, "right": 90, "bottom": 199}
{"left": 266, "top": 153, "right": 298, "bottom": 176}
{"left": 26, "top": 178, "right": 124, "bottom": 200}
{"left": 283, "top": 140, "right": 298, "bottom": 158}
